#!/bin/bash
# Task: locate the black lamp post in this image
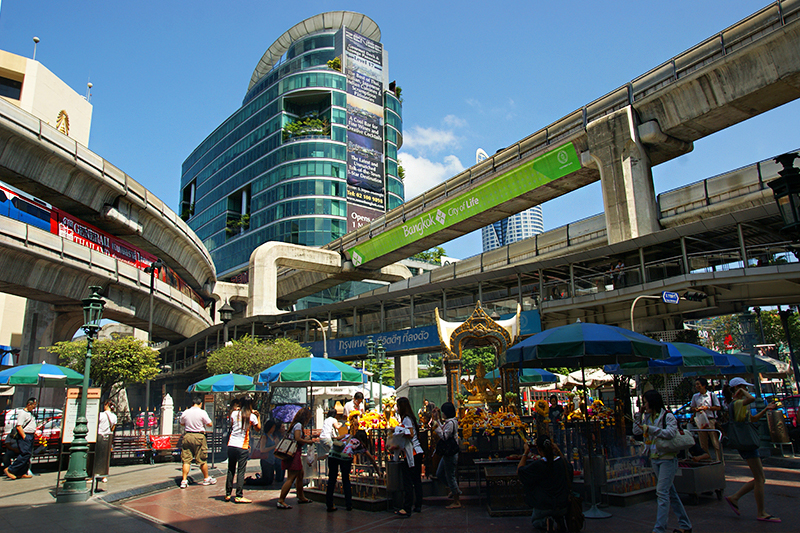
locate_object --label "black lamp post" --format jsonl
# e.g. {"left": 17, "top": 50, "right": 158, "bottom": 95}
{"left": 143, "top": 258, "right": 164, "bottom": 415}
{"left": 57, "top": 286, "right": 105, "bottom": 503}
{"left": 365, "top": 336, "right": 386, "bottom": 413}
{"left": 767, "top": 152, "right": 800, "bottom": 235}
{"left": 219, "top": 300, "right": 234, "bottom": 344}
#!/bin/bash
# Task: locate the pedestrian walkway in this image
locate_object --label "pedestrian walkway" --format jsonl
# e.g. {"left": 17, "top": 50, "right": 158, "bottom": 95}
{"left": 1, "top": 454, "right": 797, "bottom": 533}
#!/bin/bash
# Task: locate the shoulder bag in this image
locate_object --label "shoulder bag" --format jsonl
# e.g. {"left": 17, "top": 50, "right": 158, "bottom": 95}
{"left": 434, "top": 420, "right": 460, "bottom": 457}
{"left": 273, "top": 436, "right": 297, "bottom": 460}
{"left": 654, "top": 412, "right": 694, "bottom": 454}
{"left": 722, "top": 403, "right": 759, "bottom": 452}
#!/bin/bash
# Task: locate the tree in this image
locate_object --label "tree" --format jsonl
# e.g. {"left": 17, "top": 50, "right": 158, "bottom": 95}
{"left": 461, "top": 346, "right": 497, "bottom": 374}
{"left": 412, "top": 246, "right": 446, "bottom": 265}
{"left": 46, "top": 334, "right": 160, "bottom": 400}
{"left": 206, "top": 335, "right": 309, "bottom": 377}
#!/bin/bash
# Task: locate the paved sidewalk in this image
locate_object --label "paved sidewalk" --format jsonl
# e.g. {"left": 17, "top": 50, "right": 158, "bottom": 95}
{"left": 1, "top": 454, "right": 798, "bottom": 533}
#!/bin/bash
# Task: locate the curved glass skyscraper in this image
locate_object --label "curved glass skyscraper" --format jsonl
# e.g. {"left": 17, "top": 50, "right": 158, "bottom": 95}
{"left": 180, "top": 12, "right": 403, "bottom": 281}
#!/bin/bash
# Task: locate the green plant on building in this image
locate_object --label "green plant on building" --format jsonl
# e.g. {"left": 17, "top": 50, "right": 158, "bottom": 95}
{"left": 180, "top": 203, "right": 195, "bottom": 221}
{"left": 327, "top": 56, "right": 341, "bottom": 71}
{"left": 394, "top": 85, "right": 403, "bottom": 102}
{"left": 226, "top": 213, "right": 250, "bottom": 236}
{"left": 282, "top": 116, "right": 331, "bottom": 141}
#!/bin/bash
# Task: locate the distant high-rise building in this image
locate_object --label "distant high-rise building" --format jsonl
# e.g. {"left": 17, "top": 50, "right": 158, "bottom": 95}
{"left": 478, "top": 148, "right": 544, "bottom": 251}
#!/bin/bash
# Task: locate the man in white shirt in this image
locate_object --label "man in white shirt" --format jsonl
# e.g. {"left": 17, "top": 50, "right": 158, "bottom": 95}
{"left": 4, "top": 398, "right": 37, "bottom": 479}
{"left": 343, "top": 392, "right": 365, "bottom": 419}
{"left": 179, "top": 395, "right": 216, "bottom": 488}
{"left": 689, "top": 377, "right": 721, "bottom": 460}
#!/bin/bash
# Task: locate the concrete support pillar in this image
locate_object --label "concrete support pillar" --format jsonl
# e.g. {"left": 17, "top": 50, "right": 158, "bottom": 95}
{"left": 394, "top": 354, "right": 418, "bottom": 390}
{"left": 587, "top": 106, "right": 661, "bottom": 244}
{"left": 17, "top": 300, "right": 83, "bottom": 408}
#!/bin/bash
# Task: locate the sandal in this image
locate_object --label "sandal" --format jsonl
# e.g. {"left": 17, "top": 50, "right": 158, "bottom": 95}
{"left": 757, "top": 516, "right": 781, "bottom": 523}
{"left": 234, "top": 497, "right": 252, "bottom": 504}
{"left": 394, "top": 510, "right": 410, "bottom": 518}
{"left": 298, "top": 499, "right": 312, "bottom": 504}
{"left": 725, "top": 496, "right": 740, "bottom": 516}
{"left": 276, "top": 502, "right": 292, "bottom": 509}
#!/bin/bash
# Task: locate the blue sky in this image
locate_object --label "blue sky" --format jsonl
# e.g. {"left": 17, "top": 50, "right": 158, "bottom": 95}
{"left": 1, "top": 0, "right": 799, "bottom": 260}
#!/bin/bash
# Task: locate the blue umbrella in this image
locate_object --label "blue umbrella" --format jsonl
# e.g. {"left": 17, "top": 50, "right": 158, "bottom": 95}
{"left": 506, "top": 322, "right": 669, "bottom": 368}
{"left": 484, "top": 367, "right": 559, "bottom": 384}
{"left": 605, "top": 342, "right": 744, "bottom": 376}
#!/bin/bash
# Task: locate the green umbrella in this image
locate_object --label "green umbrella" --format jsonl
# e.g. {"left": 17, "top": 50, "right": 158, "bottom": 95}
{"left": 484, "top": 367, "right": 559, "bottom": 384}
{"left": 257, "top": 357, "right": 363, "bottom": 387}
{"left": 187, "top": 373, "right": 257, "bottom": 393}
{"left": 0, "top": 362, "right": 84, "bottom": 387}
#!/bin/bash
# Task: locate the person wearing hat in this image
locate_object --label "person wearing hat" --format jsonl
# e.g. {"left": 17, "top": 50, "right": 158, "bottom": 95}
{"left": 723, "top": 377, "right": 780, "bottom": 523}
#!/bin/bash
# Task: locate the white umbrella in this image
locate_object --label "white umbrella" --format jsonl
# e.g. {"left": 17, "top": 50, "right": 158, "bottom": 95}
{"left": 564, "top": 368, "right": 614, "bottom": 389}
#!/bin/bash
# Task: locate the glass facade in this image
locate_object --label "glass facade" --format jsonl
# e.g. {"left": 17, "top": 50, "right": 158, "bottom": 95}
{"left": 181, "top": 16, "right": 403, "bottom": 280}
{"left": 481, "top": 206, "right": 545, "bottom": 252}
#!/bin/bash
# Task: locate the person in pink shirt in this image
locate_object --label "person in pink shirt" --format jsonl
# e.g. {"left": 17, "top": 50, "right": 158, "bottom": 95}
{"left": 179, "top": 395, "right": 216, "bottom": 488}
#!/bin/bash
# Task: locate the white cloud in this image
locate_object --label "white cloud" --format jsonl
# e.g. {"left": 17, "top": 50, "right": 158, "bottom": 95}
{"left": 443, "top": 115, "right": 467, "bottom": 128}
{"left": 402, "top": 125, "right": 459, "bottom": 154}
{"left": 399, "top": 152, "right": 465, "bottom": 200}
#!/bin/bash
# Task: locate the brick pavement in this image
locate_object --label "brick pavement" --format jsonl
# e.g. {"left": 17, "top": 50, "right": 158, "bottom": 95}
{"left": 0, "top": 453, "right": 797, "bottom": 533}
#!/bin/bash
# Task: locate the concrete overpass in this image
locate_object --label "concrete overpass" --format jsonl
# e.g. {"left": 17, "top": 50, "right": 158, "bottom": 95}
{"left": 272, "top": 1, "right": 800, "bottom": 309}
{"left": 0, "top": 97, "right": 215, "bottom": 343}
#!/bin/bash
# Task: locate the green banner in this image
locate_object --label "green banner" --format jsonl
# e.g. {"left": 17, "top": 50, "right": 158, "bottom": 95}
{"left": 348, "top": 142, "right": 581, "bottom": 266}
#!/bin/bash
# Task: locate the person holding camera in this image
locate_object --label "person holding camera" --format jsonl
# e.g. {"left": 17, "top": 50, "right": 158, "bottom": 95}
{"left": 518, "top": 434, "right": 572, "bottom": 532}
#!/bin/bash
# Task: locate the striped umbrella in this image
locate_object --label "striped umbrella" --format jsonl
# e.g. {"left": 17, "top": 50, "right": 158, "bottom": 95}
{"left": 0, "top": 363, "right": 84, "bottom": 386}
{"left": 187, "top": 373, "right": 258, "bottom": 393}
{"left": 257, "top": 357, "right": 362, "bottom": 387}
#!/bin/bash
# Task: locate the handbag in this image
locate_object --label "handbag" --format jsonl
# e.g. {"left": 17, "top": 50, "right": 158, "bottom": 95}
{"left": 722, "top": 404, "right": 759, "bottom": 451}
{"left": 694, "top": 411, "right": 710, "bottom": 429}
{"left": 654, "top": 412, "right": 695, "bottom": 454}
{"left": 434, "top": 419, "right": 460, "bottom": 457}
{"left": 273, "top": 437, "right": 297, "bottom": 460}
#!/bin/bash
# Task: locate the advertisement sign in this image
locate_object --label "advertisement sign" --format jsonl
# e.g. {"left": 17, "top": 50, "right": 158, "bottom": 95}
{"left": 62, "top": 387, "right": 101, "bottom": 444}
{"left": 341, "top": 27, "right": 385, "bottom": 228}
{"left": 347, "top": 143, "right": 581, "bottom": 267}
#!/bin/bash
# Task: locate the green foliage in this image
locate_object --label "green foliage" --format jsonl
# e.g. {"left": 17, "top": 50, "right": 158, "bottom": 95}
{"left": 461, "top": 346, "right": 497, "bottom": 374}
{"left": 226, "top": 214, "right": 250, "bottom": 235}
{"left": 672, "top": 329, "right": 701, "bottom": 344}
{"left": 46, "top": 335, "right": 160, "bottom": 400}
{"left": 327, "top": 56, "right": 341, "bottom": 71}
{"left": 411, "top": 246, "right": 446, "bottom": 265}
{"left": 394, "top": 85, "right": 403, "bottom": 101}
{"left": 419, "top": 353, "right": 443, "bottom": 378}
{"left": 397, "top": 164, "right": 405, "bottom": 181}
{"left": 282, "top": 116, "right": 330, "bottom": 140}
{"left": 358, "top": 359, "right": 395, "bottom": 388}
{"left": 207, "top": 335, "right": 308, "bottom": 377}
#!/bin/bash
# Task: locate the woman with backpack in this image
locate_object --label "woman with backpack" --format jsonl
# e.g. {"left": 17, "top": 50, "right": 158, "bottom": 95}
{"left": 432, "top": 401, "right": 461, "bottom": 509}
{"left": 633, "top": 389, "right": 692, "bottom": 533}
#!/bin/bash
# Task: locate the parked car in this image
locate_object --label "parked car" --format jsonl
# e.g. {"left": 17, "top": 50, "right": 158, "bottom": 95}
{"left": 34, "top": 415, "right": 62, "bottom": 452}
{"left": 1, "top": 407, "right": 62, "bottom": 442}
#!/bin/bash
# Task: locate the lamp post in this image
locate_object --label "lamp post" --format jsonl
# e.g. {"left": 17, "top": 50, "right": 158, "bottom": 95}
{"left": 366, "top": 336, "right": 375, "bottom": 409}
{"left": 777, "top": 306, "right": 800, "bottom": 394}
{"left": 219, "top": 300, "right": 234, "bottom": 344}
{"left": 143, "top": 258, "right": 164, "bottom": 415}
{"left": 57, "top": 286, "right": 105, "bottom": 503}
{"left": 365, "top": 336, "right": 385, "bottom": 413}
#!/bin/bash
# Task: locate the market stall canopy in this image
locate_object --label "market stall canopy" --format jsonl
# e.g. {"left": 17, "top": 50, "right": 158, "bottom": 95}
{"left": 257, "top": 356, "right": 363, "bottom": 387}
{"left": 564, "top": 368, "right": 615, "bottom": 389}
{"left": 310, "top": 383, "right": 396, "bottom": 400}
{"left": 484, "top": 367, "right": 560, "bottom": 385}
{"left": 506, "top": 322, "right": 669, "bottom": 368}
{"left": 187, "top": 373, "right": 262, "bottom": 393}
{"left": 604, "top": 342, "right": 743, "bottom": 376}
{"left": 0, "top": 362, "right": 84, "bottom": 387}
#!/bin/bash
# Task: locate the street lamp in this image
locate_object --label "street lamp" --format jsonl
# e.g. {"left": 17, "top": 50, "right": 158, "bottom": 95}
{"left": 219, "top": 300, "right": 234, "bottom": 344}
{"left": 58, "top": 286, "right": 105, "bottom": 503}
{"left": 767, "top": 152, "right": 800, "bottom": 235}
{"left": 143, "top": 258, "right": 164, "bottom": 415}
{"left": 366, "top": 336, "right": 386, "bottom": 413}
